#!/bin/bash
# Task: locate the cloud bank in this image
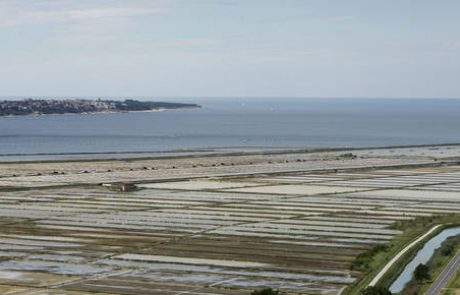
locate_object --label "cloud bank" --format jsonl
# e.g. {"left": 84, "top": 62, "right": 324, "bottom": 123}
{"left": 0, "top": 0, "right": 168, "bottom": 27}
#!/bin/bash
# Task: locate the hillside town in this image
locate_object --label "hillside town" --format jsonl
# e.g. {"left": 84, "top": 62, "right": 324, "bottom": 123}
{"left": 0, "top": 99, "right": 199, "bottom": 116}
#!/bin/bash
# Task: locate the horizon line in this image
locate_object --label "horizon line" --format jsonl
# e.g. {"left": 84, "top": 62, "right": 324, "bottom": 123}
{"left": 1, "top": 96, "right": 460, "bottom": 100}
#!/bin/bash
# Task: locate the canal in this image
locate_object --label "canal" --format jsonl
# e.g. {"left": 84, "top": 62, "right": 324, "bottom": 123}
{"left": 390, "top": 226, "right": 460, "bottom": 293}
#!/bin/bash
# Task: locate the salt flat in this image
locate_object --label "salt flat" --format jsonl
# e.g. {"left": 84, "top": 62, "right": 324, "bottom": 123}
{"left": 138, "top": 180, "right": 261, "bottom": 190}
{"left": 0, "top": 146, "right": 458, "bottom": 294}
{"left": 224, "top": 184, "right": 368, "bottom": 195}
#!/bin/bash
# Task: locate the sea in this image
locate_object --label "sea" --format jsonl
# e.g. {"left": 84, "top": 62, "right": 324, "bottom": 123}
{"left": 0, "top": 97, "right": 459, "bottom": 156}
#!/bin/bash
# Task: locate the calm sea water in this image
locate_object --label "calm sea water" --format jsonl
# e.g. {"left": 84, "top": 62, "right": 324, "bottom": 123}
{"left": 0, "top": 98, "right": 459, "bottom": 155}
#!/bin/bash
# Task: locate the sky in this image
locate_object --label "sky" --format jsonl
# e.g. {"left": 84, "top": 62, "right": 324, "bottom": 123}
{"left": 0, "top": 0, "right": 459, "bottom": 98}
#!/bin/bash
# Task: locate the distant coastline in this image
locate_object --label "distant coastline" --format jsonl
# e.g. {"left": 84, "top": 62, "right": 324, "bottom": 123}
{"left": 0, "top": 99, "right": 200, "bottom": 117}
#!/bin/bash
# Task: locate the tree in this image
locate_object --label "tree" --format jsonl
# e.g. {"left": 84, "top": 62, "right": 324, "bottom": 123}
{"left": 414, "top": 263, "right": 431, "bottom": 282}
{"left": 251, "top": 288, "right": 286, "bottom": 295}
{"left": 441, "top": 243, "right": 454, "bottom": 256}
{"left": 360, "top": 286, "right": 392, "bottom": 295}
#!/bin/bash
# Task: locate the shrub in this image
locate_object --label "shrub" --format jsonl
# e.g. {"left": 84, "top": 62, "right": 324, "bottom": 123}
{"left": 251, "top": 288, "right": 286, "bottom": 295}
{"left": 414, "top": 264, "right": 430, "bottom": 282}
{"left": 351, "top": 244, "right": 389, "bottom": 271}
{"left": 360, "top": 286, "right": 392, "bottom": 295}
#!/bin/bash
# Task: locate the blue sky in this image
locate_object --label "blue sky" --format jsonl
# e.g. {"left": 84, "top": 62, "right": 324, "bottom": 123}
{"left": 0, "top": 0, "right": 459, "bottom": 98}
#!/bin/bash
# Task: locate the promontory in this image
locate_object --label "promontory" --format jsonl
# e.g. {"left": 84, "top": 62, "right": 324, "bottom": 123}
{"left": 0, "top": 99, "right": 200, "bottom": 116}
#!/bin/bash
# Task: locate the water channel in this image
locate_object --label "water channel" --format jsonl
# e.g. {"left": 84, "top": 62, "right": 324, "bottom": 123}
{"left": 390, "top": 226, "right": 460, "bottom": 293}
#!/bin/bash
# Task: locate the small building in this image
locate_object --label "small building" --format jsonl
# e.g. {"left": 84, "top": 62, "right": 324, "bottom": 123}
{"left": 102, "top": 182, "right": 138, "bottom": 192}
{"left": 116, "top": 182, "right": 137, "bottom": 192}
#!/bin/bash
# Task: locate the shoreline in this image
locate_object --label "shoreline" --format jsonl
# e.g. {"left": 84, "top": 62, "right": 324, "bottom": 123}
{"left": 1, "top": 141, "right": 460, "bottom": 155}
{"left": 0, "top": 105, "right": 200, "bottom": 119}
{"left": 0, "top": 142, "right": 459, "bottom": 163}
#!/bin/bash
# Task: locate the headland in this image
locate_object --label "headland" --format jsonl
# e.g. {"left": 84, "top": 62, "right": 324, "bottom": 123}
{"left": 0, "top": 98, "right": 200, "bottom": 116}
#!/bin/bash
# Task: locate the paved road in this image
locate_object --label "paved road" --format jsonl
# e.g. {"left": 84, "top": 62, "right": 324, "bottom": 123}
{"left": 425, "top": 250, "right": 460, "bottom": 295}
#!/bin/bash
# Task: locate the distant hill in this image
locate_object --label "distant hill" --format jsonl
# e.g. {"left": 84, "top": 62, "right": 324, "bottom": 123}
{"left": 0, "top": 99, "right": 200, "bottom": 116}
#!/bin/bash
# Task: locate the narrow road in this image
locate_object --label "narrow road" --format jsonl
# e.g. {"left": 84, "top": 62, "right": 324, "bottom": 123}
{"left": 424, "top": 250, "right": 460, "bottom": 295}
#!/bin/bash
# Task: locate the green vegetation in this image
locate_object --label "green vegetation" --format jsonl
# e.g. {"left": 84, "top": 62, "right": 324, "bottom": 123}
{"left": 444, "top": 269, "right": 460, "bottom": 294}
{"left": 352, "top": 244, "right": 389, "bottom": 272}
{"left": 360, "top": 286, "right": 392, "bottom": 295}
{"left": 414, "top": 264, "right": 430, "bottom": 282}
{"left": 338, "top": 153, "right": 358, "bottom": 159}
{"left": 345, "top": 214, "right": 460, "bottom": 295}
{"left": 448, "top": 270, "right": 460, "bottom": 288}
{"left": 251, "top": 288, "right": 286, "bottom": 295}
{"left": 440, "top": 235, "right": 460, "bottom": 256}
{"left": 399, "top": 234, "right": 460, "bottom": 294}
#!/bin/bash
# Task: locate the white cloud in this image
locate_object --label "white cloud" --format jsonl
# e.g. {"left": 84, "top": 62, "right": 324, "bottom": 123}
{"left": 0, "top": 1, "right": 168, "bottom": 27}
